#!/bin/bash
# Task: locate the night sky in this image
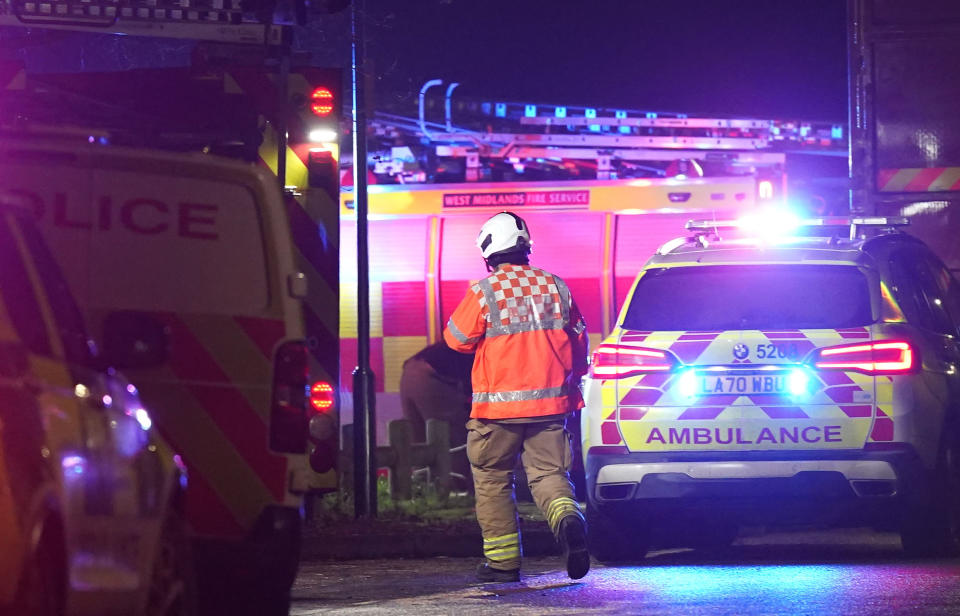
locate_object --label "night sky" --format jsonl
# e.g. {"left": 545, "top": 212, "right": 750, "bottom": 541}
{"left": 365, "top": 0, "right": 848, "bottom": 121}
{"left": 4, "top": 0, "right": 848, "bottom": 121}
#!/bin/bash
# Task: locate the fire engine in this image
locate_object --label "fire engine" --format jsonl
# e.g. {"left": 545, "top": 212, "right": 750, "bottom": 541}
{"left": 337, "top": 83, "right": 848, "bottom": 448}
{"left": 848, "top": 0, "right": 960, "bottom": 274}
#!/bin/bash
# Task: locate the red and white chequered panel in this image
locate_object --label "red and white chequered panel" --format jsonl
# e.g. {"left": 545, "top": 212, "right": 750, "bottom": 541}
{"left": 489, "top": 266, "right": 562, "bottom": 327}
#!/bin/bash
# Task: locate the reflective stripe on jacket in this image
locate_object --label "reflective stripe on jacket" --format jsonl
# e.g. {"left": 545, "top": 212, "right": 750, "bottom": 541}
{"left": 443, "top": 264, "right": 589, "bottom": 420}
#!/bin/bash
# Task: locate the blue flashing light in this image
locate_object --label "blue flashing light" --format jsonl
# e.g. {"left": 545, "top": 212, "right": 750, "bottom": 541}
{"left": 737, "top": 210, "right": 802, "bottom": 239}
{"left": 495, "top": 103, "right": 507, "bottom": 118}
{"left": 524, "top": 104, "right": 537, "bottom": 118}
{"left": 800, "top": 125, "right": 811, "bottom": 137}
{"left": 585, "top": 108, "right": 597, "bottom": 118}
{"left": 646, "top": 112, "right": 657, "bottom": 119}
{"left": 615, "top": 110, "right": 627, "bottom": 119}
{"left": 677, "top": 369, "right": 699, "bottom": 399}
{"left": 788, "top": 368, "right": 810, "bottom": 397}
{"left": 555, "top": 106, "right": 567, "bottom": 118}
{"left": 481, "top": 102, "right": 492, "bottom": 115}
{"left": 831, "top": 125, "right": 844, "bottom": 139}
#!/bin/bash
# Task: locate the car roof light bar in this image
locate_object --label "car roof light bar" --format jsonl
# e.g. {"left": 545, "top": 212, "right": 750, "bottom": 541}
{"left": 685, "top": 216, "right": 909, "bottom": 241}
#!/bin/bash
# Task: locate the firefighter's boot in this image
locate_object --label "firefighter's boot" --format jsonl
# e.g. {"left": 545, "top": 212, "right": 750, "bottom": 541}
{"left": 475, "top": 562, "right": 520, "bottom": 583}
{"left": 558, "top": 515, "right": 590, "bottom": 580}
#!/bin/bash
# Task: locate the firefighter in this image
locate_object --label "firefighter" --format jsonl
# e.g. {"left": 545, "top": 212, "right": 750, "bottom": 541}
{"left": 443, "top": 211, "right": 590, "bottom": 583}
{"left": 399, "top": 342, "right": 475, "bottom": 491}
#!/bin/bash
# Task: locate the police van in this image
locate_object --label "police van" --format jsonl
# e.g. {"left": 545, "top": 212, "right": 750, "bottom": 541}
{"left": 0, "top": 138, "right": 340, "bottom": 612}
{"left": 581, "top": 214, "right": 960, "bottom": 561}
{"left": 0, "top": 202, "right": 191, "bottom": 615}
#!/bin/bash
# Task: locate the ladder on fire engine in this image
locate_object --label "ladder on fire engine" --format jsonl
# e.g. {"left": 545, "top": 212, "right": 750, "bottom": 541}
{"left": 363, "top": 80, "right": 846, "bottom": 183}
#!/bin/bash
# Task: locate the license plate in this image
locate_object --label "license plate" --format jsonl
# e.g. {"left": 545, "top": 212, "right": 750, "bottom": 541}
{"left": 697, "top": 374, "right": 788, "bottom": 395}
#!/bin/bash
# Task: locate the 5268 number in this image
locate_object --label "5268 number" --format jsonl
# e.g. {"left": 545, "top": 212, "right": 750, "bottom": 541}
{"left": 755, "top": 343, "right": 798, "bottom": 359}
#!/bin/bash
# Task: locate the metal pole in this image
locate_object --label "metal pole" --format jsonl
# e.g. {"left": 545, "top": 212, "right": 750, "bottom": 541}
{"left": 351, "top": 0, "right": 377, "bottom": 519}
{"left": 418, "top": 79, "right": 443, "bottom": 140}
{"left": 277, "top": 45, "right": 290, "bottom": 189}
{"left": 444, "top": 82, "right": 460, "bottom": 133}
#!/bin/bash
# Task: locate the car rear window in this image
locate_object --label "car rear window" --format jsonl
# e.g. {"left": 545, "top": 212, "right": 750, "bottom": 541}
{"left": 622, "top": 264, "right": 874, "bottom": 331}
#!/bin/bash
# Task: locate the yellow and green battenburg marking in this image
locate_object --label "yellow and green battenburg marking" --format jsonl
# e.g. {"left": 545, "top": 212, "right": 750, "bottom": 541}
{"left": 545, "top": 497, "right": 584, "bottom": 533}
{"left": 482, "top": 532, "right": 521, "bottom": 568}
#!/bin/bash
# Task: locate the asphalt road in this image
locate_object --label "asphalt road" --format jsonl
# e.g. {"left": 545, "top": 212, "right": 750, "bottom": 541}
{"left": 290, "top": 529, "right": 960, "bottom": 615}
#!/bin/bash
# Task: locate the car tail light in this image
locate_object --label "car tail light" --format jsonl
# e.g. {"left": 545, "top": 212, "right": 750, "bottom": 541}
{"left": 812, "top": 340, "right": 916, "bottom": 375}
{"left": 270, "top": 341, "right": 309, "bottom": 453}
{"left": 310, "top": 381, "right": 335, "bottom": 412}
{"left": 589, "top": 344, "right": 676, "bottom": 379}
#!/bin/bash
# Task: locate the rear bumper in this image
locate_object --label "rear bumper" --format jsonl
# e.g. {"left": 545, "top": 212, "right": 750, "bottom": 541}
{"left": 587, "top": 446, "right": 930, "bottom": 525}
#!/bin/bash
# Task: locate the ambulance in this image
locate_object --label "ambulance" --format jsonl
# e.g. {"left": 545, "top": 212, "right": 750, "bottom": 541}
{"left": 0, "top": 202, "right": 191, "bottom": 615}
{"left": 582, "top": 214, "right": 960, "bottom": 561}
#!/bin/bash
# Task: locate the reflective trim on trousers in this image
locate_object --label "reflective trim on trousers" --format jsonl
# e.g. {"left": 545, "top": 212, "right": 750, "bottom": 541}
{"left": 545, "top": 496, "right": 583, "bottom": 533}
{"left": 483, "top": 532, "right": 521, "bottom": 567}
{"left": 473, "top": 384, "right": 568, "bottom": 405}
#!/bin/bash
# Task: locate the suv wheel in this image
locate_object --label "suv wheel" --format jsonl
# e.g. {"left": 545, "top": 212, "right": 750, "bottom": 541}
{"left": 901, "top": 430, "right": 960, "bottom": 558}
{"left": 586, "top": 500, "right": 649, "bottom": 564}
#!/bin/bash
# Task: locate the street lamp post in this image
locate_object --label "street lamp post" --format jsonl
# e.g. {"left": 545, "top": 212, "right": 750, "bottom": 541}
{"left": 350, "top": 0, "right": 377, "bottom": 519}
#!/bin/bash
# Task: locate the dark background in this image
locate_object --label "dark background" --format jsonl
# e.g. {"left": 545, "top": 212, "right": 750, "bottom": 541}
{"left": 4, "top": 0, "right": 848, "bottom": 120}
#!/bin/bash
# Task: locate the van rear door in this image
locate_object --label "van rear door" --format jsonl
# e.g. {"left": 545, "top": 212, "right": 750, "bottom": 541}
{"left": 0, "top": 141, "right": 305, "bottom": 539}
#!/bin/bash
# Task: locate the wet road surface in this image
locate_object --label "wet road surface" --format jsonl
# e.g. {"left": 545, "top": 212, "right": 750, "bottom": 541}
{"left": 290, "top": 529, "right": 960, "bottom": 615}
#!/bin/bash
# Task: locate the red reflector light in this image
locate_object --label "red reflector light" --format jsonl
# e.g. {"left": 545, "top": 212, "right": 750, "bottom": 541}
{"left": 589, "top": 344, "right": 676, "bottom": 379}
{"left": 813, "top": 340, "right": 915, "bottom": 375}
{"left": 310, "top": 87, "right": 334, "bottom": 117}
{"left": 310, "top": 381, "right": 335, "bottom": 412}
{"left": 270, "top": 341, "right": 309, "bottom": 453}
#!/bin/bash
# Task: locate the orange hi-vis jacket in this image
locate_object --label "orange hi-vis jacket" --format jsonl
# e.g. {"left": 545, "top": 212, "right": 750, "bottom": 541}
{"left": 443, "top": 263, "right": 589, "bottom": 420}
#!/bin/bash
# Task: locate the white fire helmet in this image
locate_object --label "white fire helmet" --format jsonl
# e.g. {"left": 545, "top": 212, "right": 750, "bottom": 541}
{"left": 476, "top": 212, "right": 531, "bottom": 259}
